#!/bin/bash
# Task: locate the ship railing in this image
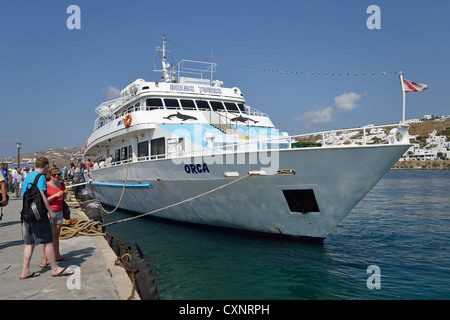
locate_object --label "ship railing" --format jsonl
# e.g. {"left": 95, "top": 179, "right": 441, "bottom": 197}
{"left": 92, "top": 122, "right": 410, "bottom": 169}
{"left": 164, "top": 122, "right": 410, "bottom": 158}
{"left": 245, "top": 106, "right": 268, "bottom": 117}
{"left": 111, "top": 155, "right": 167, "bottom": 165}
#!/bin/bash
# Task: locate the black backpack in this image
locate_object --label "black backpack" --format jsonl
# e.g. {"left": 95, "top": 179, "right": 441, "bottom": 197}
{"left": 21, "top": 173, "right": 47, "bottom": 223}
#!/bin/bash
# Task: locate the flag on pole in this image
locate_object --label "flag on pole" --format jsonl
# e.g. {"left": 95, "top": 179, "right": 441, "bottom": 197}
{"left": 402, "top": 79, "right": 428, "bottom": 92}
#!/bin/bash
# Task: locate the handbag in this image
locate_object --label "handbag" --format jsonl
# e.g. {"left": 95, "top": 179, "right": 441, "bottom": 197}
{"left": 62, "top": 200, "right": 71, "bottom": 220}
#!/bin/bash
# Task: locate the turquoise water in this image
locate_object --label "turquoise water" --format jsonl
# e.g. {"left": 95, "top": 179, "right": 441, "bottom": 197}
{"left": 103, "top": 170, "right": 450, "bottom": 300}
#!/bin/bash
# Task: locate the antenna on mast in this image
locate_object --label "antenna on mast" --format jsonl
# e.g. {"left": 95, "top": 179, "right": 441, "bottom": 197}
{"left": 161, "top": 35, "right": 171, "bottom": 82}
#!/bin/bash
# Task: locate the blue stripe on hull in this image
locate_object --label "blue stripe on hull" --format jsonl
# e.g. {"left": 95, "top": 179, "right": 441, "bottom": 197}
{"left": 90, "top": 181, "right": 152, "bottom": 188}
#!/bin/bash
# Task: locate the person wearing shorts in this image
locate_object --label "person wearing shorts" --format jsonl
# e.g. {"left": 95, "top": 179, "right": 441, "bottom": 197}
{"left": 40, "top": 166, "right": 68, "bottom": 267}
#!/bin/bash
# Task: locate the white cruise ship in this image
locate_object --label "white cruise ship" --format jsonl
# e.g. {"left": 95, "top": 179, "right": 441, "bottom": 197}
{"left": 82, "top": 35, "right": 411, "bottom": 241}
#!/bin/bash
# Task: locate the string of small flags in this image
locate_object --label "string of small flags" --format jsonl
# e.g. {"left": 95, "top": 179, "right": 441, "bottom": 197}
{"left": 166, "top": 38, "right": 398, "bottom": 77}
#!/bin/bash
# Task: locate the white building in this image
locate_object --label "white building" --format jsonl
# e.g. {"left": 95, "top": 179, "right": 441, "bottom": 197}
{"left": 405, "top": 119, "right": 422, "bottom": 124}
{"left": 399, "top": 129, "right": 449, "bottom": 161}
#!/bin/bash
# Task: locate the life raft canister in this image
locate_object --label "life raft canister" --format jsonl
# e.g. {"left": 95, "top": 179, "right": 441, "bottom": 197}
{"left": 123, "top": 114, "right": 132, "bottom": 128}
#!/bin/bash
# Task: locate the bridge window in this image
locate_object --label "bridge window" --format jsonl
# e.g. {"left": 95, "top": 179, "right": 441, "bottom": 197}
{"left": 224, "top": 102, "right": 240, "bottom": 113}
{"left": 146, "top": 98, "right": 163, "bottom": 110}
{"left": 164, "top": 99, "right": 180, "bottom": 109}
{"left": 196, "top": 100, "right": 210, "bottom": 110}
{"left": 180, "top": 99, "right": 197, "bottom": 110}
{"left": 210, "top": 101, "right": 225, "bottom": 111}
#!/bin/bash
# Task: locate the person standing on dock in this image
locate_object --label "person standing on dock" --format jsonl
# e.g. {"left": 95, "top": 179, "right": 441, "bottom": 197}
{"left": 12, "top": 169, "right": 23, "bottom": 198}
{"left": 40, "top": 167, "right": 68, "bottom": 268}
{"left": 76, "top": 159, "right": 86, "bottom": 183}
{"left": 61, "top": 164, "right": 68, "bottom": 182}
{"left": 20, "top": 157, "right": 73, "bottom": 279}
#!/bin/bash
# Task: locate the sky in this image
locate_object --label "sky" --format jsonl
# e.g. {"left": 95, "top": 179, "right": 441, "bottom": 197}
{"left": 1, "top": 0, "right": 449, "bottom": 158}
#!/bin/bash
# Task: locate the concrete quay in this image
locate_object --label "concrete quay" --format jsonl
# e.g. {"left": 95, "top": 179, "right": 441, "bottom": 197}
{"left": 0, "top": 193, "right": 138, "bottom": 300}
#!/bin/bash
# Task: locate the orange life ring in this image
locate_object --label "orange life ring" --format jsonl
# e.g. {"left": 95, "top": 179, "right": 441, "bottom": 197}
{"left": 123, "top": 114, "right": 132, "bottom": 127}
{"left": 82, "top": 140, "right": 88, "bottom": 153}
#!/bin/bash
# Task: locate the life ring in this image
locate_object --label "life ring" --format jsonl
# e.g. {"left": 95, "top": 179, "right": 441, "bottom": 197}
{"left": 123, "top": 114, "right": 132, "bottom": 128}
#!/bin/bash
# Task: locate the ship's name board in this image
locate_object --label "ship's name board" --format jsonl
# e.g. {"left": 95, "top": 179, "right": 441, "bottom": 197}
{"left": 170, "top": 84, "right": 222, "bottom": 95}
{"left": 184, "top": 163, "right": 210, "bottom": 174}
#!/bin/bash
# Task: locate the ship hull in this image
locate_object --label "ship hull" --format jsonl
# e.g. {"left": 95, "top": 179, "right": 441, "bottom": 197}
{"left": 84, "top": 144, "right": 409, "bottom": 240}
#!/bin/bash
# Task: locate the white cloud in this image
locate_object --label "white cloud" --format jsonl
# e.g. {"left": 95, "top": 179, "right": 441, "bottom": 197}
{"left": 295, "top": 106, "right": 334, "bottom": 128}
{"left": 104, "top": 86, "right": 121, "bottom": 99}
{"left": 334, "top": 92, "right": 362, "bottom": 112}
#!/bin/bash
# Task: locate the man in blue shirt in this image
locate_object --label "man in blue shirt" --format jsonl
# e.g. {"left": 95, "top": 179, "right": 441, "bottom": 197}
{"left": 61, "top": 164, "right": 68, "bottom": 181}
{"left": 20, "top": 156, "right": 73, "bottom": 279}
{"left": 0, "top": 162, "right": 9, "bottom": 189}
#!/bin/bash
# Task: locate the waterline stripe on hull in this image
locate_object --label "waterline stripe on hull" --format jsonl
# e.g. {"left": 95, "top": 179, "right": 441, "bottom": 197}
{"left": 90, "top": 181, "right": 152, "bottom": 188}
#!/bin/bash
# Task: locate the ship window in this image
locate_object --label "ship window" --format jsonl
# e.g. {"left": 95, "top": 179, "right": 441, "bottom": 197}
{"left": 127, "top": 106, "right": 133, "bottom": 114}
{"left": 146, "top": 98, "right": 163, "bottom": 110}
{"left": 237, "top": 104, "right": 246, "bottom": 113}
{"left": 138, "top": 141, "right": 149, "bottom": 158}
{"left": 210, "top": 101, "right": 225, "bottom": 111}
{"left": 196, "top": 100, "right": 210, "bottom": 110}
{"left": 128, "top": 145, "right": 133, "bottom": 159}
{"left": 134, "top": 102, "right": 140, "bottom": 112}
{"left": 180, "top": 99, "right": 197, "bottom": 110}
{"left": 224, "top": 102, "right": 240, "bottom": 113}
{"left": 164, "top": 99, "right": 180, "bottom": 109}
{"left": 282, "top": 189, "right": 320, "bottom": 214}
{"left": 114, "top": 149, "right": 120, "bottom": 162}
{"left": 121, "top": 146, "right": 128, "bottom": 160}
{"left": 151, "top": 137, "right": 165, "bottom": 157}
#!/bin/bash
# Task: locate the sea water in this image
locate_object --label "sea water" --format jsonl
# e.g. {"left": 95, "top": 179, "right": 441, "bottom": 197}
{"left": 103, "top": 170, "right": 450, "bottom": 300}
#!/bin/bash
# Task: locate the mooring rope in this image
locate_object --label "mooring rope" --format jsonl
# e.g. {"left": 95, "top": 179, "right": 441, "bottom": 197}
{"left": 60, "top": 219, "right": 105, "bottom": 239}
{"left": 102, "top": 173, "right": 252, "bottom": 227}
{"left": 61, "top": 172, "right": 253, "bottom": 237}
{"left": 73, "top": 159, "right": 131, "bottom": 215}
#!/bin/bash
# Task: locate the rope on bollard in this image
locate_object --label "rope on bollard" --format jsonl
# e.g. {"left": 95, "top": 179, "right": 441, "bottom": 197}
{"left": 59, "top": 219, "right": 105, "bottom": 239}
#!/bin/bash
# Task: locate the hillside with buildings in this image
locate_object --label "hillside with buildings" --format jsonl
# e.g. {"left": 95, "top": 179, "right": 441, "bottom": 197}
{"left": 1, "top": 147, "right": 83, "bottom": 170}
{"left": 397, "top": 117, "right": 450, "bottom": 169}
{"left": 295, "top": 115, "right": 450, "bottom": 169}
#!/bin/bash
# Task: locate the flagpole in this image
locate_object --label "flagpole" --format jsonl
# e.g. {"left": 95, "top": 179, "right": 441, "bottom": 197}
{"left": 399, "top": 71, "right": 405, "bottom": 124}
